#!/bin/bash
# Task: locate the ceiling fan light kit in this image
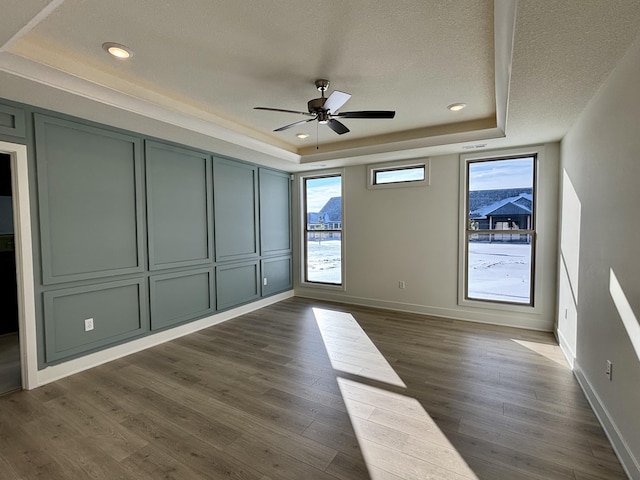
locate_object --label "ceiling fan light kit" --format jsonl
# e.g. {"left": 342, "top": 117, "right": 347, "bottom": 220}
{"left": 255, "top": 79, "right": 396, "bottom": 135}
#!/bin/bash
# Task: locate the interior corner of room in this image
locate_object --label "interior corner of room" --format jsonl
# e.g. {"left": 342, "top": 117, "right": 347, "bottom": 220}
{"left": 1, "top": 1, "right": 640, "bottom": 479}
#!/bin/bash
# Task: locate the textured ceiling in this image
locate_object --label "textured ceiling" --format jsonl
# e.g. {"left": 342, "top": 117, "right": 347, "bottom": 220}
{"left": 1, "top": 1, "right": 640, "bottom": 170}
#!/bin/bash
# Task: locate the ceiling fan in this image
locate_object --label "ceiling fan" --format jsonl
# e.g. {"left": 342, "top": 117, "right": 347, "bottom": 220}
{"left": 254, "top": 79, "right": 396, "bottom": 135}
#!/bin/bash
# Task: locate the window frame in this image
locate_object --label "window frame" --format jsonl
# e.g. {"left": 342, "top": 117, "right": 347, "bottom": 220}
{"left": 458, "top": 146, "right": 545, "bottom": 313}
{"left": 300, "top": 171, "right": 345, "bottom": 289}
{"left": 366, "top": 159, "right": 430, "bottom": 190}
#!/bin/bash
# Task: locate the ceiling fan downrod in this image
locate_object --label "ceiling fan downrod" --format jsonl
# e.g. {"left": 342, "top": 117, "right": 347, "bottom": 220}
{"left": 315, "top": 79, "right": 330, "bottom": 94}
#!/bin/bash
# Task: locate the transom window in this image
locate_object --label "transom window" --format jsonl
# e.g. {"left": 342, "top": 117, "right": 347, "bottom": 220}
{"left": 367, "top": 160, "right": 429, "bottom": 189}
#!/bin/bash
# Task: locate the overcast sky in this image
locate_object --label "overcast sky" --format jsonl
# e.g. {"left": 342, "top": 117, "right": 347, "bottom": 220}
{"left": 306, "top": 176, "right": 342, "bottom": 212}
{"left": 469, "top": 157, "right": 534, "bottom": 191}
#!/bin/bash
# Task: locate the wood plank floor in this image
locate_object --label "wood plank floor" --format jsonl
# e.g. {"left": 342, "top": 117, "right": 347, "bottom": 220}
{"left": 0, "top": 332, "right": 21, "bottom": 395}
{"left": 0, "top": 298, "right": 627, "bottom": 479}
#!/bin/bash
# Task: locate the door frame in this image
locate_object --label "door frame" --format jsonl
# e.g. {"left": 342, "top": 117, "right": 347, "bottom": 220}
{"left": 1, "top": 141, "right": 37, "bottom": 389}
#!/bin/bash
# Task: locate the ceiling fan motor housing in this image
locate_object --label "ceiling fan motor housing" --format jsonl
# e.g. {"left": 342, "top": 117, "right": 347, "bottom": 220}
{"left": 307, "top": 97, "right": 327, "bottom": 113}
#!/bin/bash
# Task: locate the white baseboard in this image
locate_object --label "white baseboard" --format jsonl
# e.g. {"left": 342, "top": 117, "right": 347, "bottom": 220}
{"left": 573, "top": 363, "right": 640, "bottom": 480}
{"left": 294, "top": 289, "right": 553, "bottom": 332}
{"left": 35, "top": 291, "right": 294, "bottom": 388}
{"left": 556, "top": 328, "right": 575, "bottom": 369}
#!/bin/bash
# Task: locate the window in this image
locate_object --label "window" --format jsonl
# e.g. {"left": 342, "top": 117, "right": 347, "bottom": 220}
{"left": 367, "top": 160, "right": 429, "bottom": 189}
{"left": 462, "top": 155, "right": 536, "bottom": 305}
{"left": 303, "top": 174, "right": 342, "bottom": 285}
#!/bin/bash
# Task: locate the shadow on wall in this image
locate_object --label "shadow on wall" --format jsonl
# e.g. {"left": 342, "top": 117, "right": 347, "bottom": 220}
{"left": 609, "top": 269, "right": 640, "bottom": 364}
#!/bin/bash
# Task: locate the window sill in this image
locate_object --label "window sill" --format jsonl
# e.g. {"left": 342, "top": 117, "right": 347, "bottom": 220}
{"left": 298, "top": 281, "right": 346, "bottom": 292}
{"left": 458, "top": 296, "right": 541, "bottom": 315}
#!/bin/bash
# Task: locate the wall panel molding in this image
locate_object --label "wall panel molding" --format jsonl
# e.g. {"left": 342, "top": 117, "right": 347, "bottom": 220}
{"left": 216, "top": 260, "right": 260, "bottom": 310}
{"left": 43, "top": 278, "right": 148, "bottom": 362}
{"left": 35, "top": 114, "right": 145, "bottom": 284}
{"left": 213, "top": 157, "right": 259, "bottom": 262}
{"left": 0, "top": 103, "right": 25, "bottom": 138}
{"left": 262, "top": 255, "right": 292, "bottom": 297}
{"left": 146, "top": 141, "right": 212, "bottom": 270}
{"left": 150, "top": 268, "right": 214, "bottom": 331}
{"left": 259, "top": 167, "right": 292, "bottom": 257}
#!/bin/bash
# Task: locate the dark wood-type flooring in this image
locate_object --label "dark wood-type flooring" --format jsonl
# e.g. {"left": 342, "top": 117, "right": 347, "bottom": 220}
{"left": 0, "top": 332, "right": 21, "bottom": 395}
{"left": 0, "top": 298, "right": 627, "bottom": 479}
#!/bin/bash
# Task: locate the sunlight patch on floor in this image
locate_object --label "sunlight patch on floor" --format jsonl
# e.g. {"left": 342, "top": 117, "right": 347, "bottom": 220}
{"left": 312, "top": 307, "right": 406, "bottom": 387}
{"left": 338, "top": 378, "right": 479, "bottom": 480}
{"left": 312, "top": 307, "right": 478, "bottom": 479}
{"left": 510, "top": 339, "right": 569, "bottom": 367}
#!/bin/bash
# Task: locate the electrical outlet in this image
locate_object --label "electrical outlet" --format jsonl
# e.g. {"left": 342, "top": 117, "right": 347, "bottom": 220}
{"left": 84, "top": 318, "right": 94, "bottom": 332}
{"left": 606, "top": 360, "right": 613, "bottom": 381}
{"left": 398, "top": 281, "right": 405, "bottom": 289}
{"left": 263, "top": 278, "right": 268, "bottom": 286}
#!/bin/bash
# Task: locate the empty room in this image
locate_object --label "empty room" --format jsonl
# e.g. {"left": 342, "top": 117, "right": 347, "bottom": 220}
{"left": 1, "top": 1, "right": 639, "bottom": 479}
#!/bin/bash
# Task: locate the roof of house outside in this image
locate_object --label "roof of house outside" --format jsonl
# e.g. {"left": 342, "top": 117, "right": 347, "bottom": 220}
{"left": 469, "top": 188, "right": 532, "bottom": 212}
{"left": 470, "top": 190, "right": 533, "bottom": 219}
{"left": 319, "top": 197, "right": 342, "bottom": 222}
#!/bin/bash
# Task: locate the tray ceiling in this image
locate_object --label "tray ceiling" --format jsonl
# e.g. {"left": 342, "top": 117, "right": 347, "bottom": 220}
{"left": 1, "top": 1, "right": 640, "bottom": 169}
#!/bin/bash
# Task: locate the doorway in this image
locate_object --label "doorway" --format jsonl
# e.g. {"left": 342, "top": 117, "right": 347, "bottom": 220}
{"left": 0, "top": 153, "right": 20, "bottom": 394}
{"left": 0, "top": 141, "right": 37, "bottom": 392}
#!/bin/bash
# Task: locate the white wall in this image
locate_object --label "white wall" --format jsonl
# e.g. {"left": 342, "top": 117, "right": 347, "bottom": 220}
{"left": 294, "top": 143, "right": 560, "bottom": 332}
{"left": 559, "top": 34, "right": 640, "bottom": 478}
{"left": 556, "top": 170, "right": 581, "bottom": 365}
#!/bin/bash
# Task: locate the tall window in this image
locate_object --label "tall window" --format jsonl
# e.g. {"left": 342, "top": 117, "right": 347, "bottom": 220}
{"left": 303, "top": 174, "right": 342, "bottom": 285}
{"left": 464, "top": 156, "right": 536, "bottom": 305}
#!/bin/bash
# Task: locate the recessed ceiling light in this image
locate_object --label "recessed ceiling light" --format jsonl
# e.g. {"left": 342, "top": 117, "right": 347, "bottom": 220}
{"left": 102, "top": 42, "right": 133, "bottom": 59}
{"left": 447, "top": 103, "right": 467, "bottom": 112}
{"left": 296, "top": 133, "right": 309, "bottom": 139}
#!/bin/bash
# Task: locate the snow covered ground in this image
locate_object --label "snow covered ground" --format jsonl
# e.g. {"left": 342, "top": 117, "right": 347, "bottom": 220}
{"left": 306, "top": 240, "right": 342, "bottom": 284}
{"left": 306, "top": 239, "right": 532, "bottom": 304}
{"left": 467, "top": 242, "right": 532, "bottom": 303}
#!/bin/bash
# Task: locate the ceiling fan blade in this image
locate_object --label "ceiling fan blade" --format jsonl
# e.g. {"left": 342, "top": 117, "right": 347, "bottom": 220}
{"left": 335, "top": 110, "right": 396, "bottom": 119}
{"left": 254, "top": 107, "right": 315, "bottom": 117}
{"left": 323, "top": 90, "right": 351, "bottom": 113}
{"left": 327, "top": 119, "right": 350, "bottom": 135}
{"left": 274, "top": 117, "right": 317, "bottom": 132}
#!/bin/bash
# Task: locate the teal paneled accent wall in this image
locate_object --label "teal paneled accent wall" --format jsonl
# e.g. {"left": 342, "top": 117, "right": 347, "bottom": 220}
{"left": 216, "top": 260, "right": 260, "bottom": 311}
{"left": 213, "top": 158, "right": 259, "bottom": 262}
{"left": 259, "top": 168, "right": 292, "bottom": 257}
{"left": 0, "top": 104, "right": 25, "bottom": 138}
{"left": 35, "top": 115, "right": 145, "bottom": 284}
{"left": 145, "top": 141, "right": 213, "bottom": 270}
{"left": 0, "top": 96, "right": 292, "bottom": 368}
{"left": 149, "top": 269, "right": 214, "bottom": 331}
{"left": 43, "top": 279, "right": 148, "bottom": 362}
{"left": 261, "top": 256, "right": 292, "bottom": 296}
